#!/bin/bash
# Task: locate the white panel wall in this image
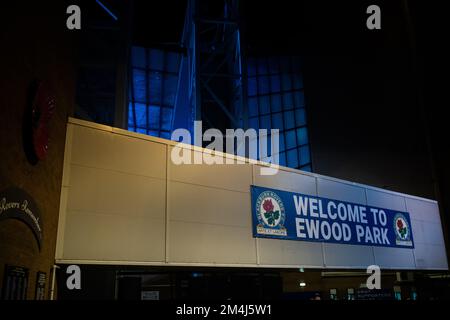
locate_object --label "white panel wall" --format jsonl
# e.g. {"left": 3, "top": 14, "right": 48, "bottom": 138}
{"left": 317, "top": 178, "right": 376, "bottom": 268}
{"left": 366, "top": 189, "right": 415, "bottom": 269}
{"left": 57, "top": 121, "right": 167, "bottom": 263}
{"left": 167, "top": 147, "right": 255, "bottom": 265}
{"left": 56, "top": 118, "right": 448, "bottom": 270}
{"left": 253, "top": 165, "right": 317, "bottom": 195}
{"left": 406, "top": 197, "right": 448, "bottom": 269}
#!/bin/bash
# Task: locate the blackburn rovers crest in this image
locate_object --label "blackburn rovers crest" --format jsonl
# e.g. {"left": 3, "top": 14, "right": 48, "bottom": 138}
{"left": 255, "top": 191, "right": 287, "bottom": 236}
{"left": 393, "top": 213, "right": 413, "bottom": 246}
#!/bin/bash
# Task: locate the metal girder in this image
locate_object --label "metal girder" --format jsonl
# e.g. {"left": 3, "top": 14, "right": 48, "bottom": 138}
{"left": 200, "top": 78, "right": 238, "bottom": 127}
{"left": 182, "top": 0, "right": 248, "bottom": 130}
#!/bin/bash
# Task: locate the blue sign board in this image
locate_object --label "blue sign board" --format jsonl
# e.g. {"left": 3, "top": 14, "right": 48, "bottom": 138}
{"left": 251, "top": 185, "right": 414, "bottom": 248}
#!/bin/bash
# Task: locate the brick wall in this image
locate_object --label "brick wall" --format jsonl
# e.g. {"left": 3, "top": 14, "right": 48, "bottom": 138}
{"left": 0, "top": 1, "right": 78, "bottom": 299}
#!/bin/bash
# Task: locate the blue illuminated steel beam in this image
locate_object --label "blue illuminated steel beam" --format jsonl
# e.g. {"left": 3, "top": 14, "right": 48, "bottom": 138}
{"left": 181, "top": 0, "right": 247, "bottom": 130}
{"left": 96, "top": 0, "right": 118, "bottom": 21}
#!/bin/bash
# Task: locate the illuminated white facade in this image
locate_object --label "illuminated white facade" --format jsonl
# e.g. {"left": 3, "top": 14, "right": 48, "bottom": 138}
{"left": 55, "top": 118, "right": 448, "bottom": 270}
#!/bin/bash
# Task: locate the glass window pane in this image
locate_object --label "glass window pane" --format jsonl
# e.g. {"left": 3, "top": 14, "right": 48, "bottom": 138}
{"left": 260, "top": 115, "right": 271, "bottom": 129}
{"left": 248, "top": 77, "right": 257, "bottom": 96}
{"left": 286, "top": 129, "right": 296, "bottom": 149}
{"left": 287, "top": 148, "right": 299, "bottom": 168}
{"left": 283, "top": 92, "right": 294, "bottom": 110}
{"left": 272, "top": 113, "right": 283, "bottom": 130}
{"left": 301, "top": 164, "right": 312, "bottom": 172}
{"left": 297, "top": 127, "right": 308, "bottom": 145}
{"left": 148, "top": 72, "right": 162, "bottom": 105}
{"left": 282, "top": 73, "right": 292, "bottom": 91}
{"left": 279, "top": 152, "right": 286, "bottom": 167}
{"left": 129, "top": 46, "right": 180, "bottom": 138}
{"left": 249, "top": 117, "right": 259, "bottom": 130}
{"left": 244, "top": 55, "right": 309, "bottom": 171}
{"left": 271, "top": 94, "right": 282, "bottom": 112}
{"left": 132, "top": 69, "right": 146, "bottom": 102}
{"left": 284, "top": 111, "right": 295, "bottom": 130}
{"left": 135, "top": 103, "right": 147, "bottom": 128}
{"left": 128, "top": 102, "right": 135, "bottom": 128}
{"left": 294, "top": 91, "right": 305, "bottom": 107}
{"left": 166, "top": 52, "right": 180, "bottom": 73}
{"left": 257, "top": 58, "right": 267, "bottom": 74}
{"left": 163, "top": 74, "right": 178, "bottom": 106}
{"left": 148, "top": 105, "right": 160, "bottom": 129}
{"left": 270, "top": 75, "right": 281, "bottom": 92}
{"left": 299, "top": 145, "right": 311, "bottom": 165}
{"left": 149, "top": 49, "right": 164, "bottom": 71}
{"left": 131, "top": 46, "right": 146, "bottom": 68}
{"left": 160, "top": 131, "right": 171, "bottom": 139}
{"left": 258, "top": 76, "right": 270, "bottom": 94}
{"left": 161, "top": 108, "right": 173, "bottom": 131}
{"left": 279, "top": 135, "right": 285, "bottom": 151}
{"left": 269, "top": 58, "right": 279, "bottom": 74}
{"left": 249, "top": 97, "right": 259, "bottom": 117}
{"left": 295, "top": 108, "right": 307, "bottom": 126}
{"left": 259, "top": 96, "right": 270, "bottom": 115}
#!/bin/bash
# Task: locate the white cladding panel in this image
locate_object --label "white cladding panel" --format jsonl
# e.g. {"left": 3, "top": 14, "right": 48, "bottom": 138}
{"left": 317, "top": 178, "right": 376, "bottom": 268}
{"left": 57, "top": 123, "right": 167, "bottom": 262}
{"left": 414, "top": 244, "right": 448, "bottom": 269}
{"left": 366, "top": 189, "right": 407, "bottom": 212}
{"left": 56, "top": 119, "right": 448, "bottom": 270}
{"left": 365, "top": 189, "right": 415, "bottom": 268}
{"left": 169, "top": 147, "right": 253, "bottom": 192}
{"left": 316, "top": 177, "right": 366, "bottom": 204}
{"left": 253, "top": 165, "right": 317, "bottom": 195}
{"left": 406, "top": 197, "right": 448, "bottom": 269}
{"left": 372, "top": 247, "right": 416, "bottom": 269}
{"left": 323, "top": 243, "right": 375, "bottom": 268}
{"left": 168, "top": 182, "right": 256, "bottom": 264}
{"left": 63, "top": 211, "right": 166, "bottom": 261}
{"left": 258, "top": 238, "right": 324, "bottom": 267}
